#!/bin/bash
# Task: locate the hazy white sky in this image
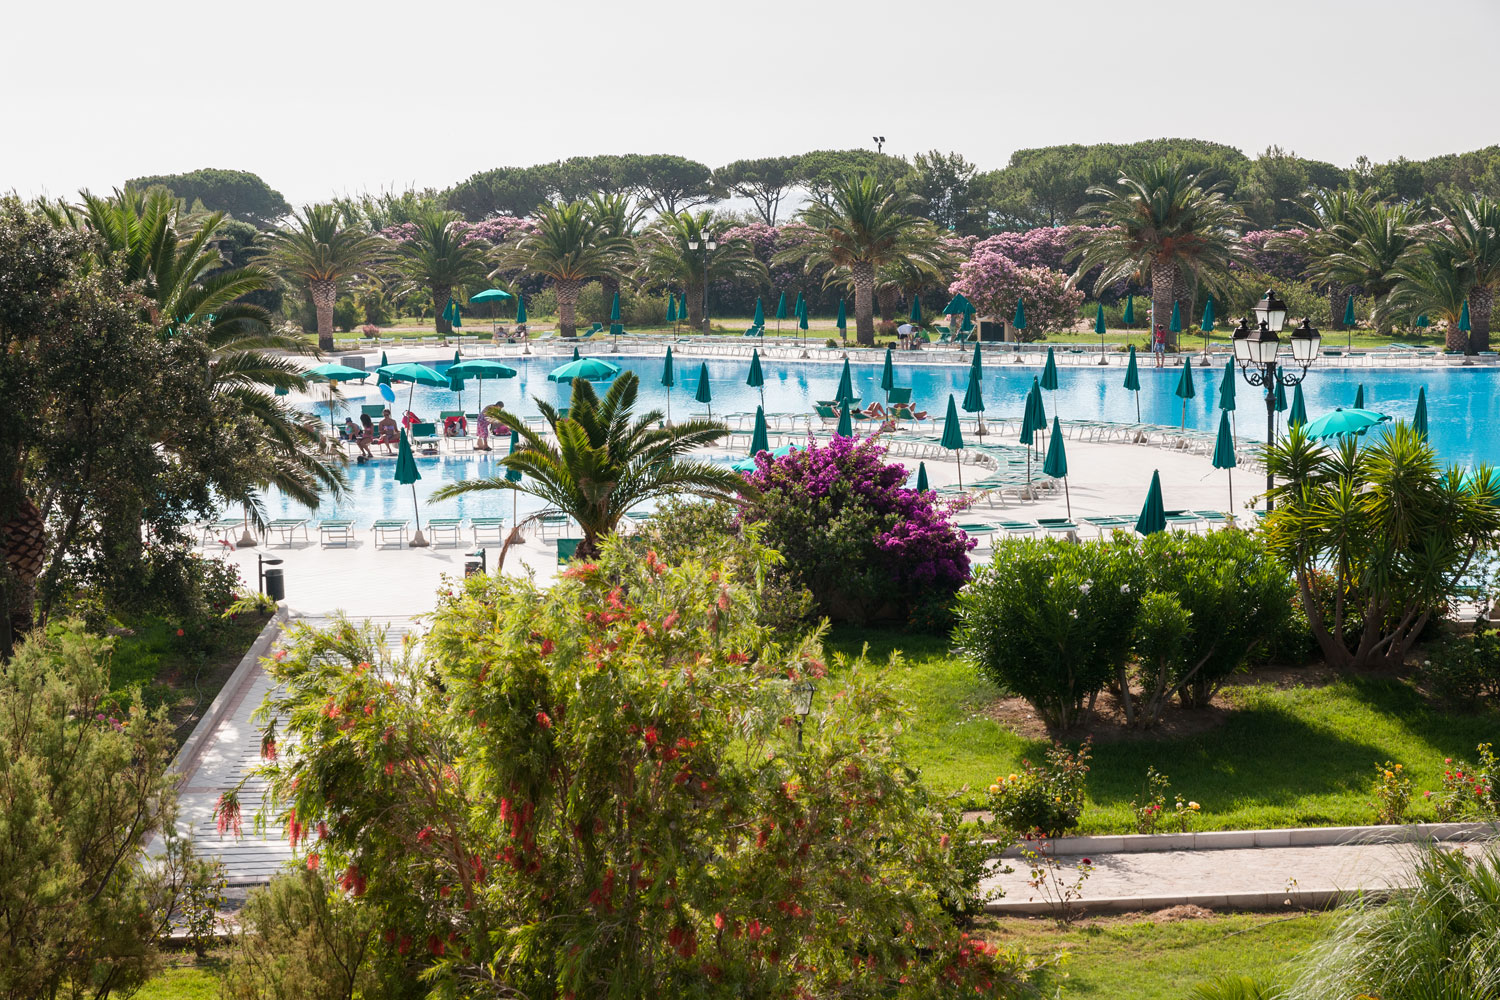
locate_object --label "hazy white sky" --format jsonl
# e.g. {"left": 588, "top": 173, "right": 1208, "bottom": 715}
{"left": 4, "top": 0, "right": 1496, "bottom": 206}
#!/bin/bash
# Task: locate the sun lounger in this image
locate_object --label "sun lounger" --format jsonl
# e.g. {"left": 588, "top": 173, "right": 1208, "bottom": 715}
{"left": 362, "top": 404, "right": 387, "bottom": 418}
{"left": 1163, "top": 510, "right": 1203, "bottom": 530}
{"left": 319, "top": 519, "right": 356, "bottom": 547}
{"left": 556, "top": 538, "right": 583, "bottom": 564}
{"left": 537, "top": 512, "right": 569, "bottom": 539}
{"left": 997, "top": 520, "right": 1040, "bottom": 536}
{"left": 1193, "top": 510, "right": 1234, "bottom": 528}
{"left": 886, "top": 386, "right": 913, "bottom": 405}
{"left": 409, "top": 422, "right": 440, "bottom": 452}
{"left": 200, "top": 516, "right": 244, "bottom": 545}
{"left": 426, "top": 517, "right": 464, "bottom": 546}
{"left": 371, "top": 519, "right": 410, "bottom": 547}
{"left": 266, "top": 518, "right": 310, "bottom": 544}
{"left": 470, "top": 516, "right": 507, "bottom": 544}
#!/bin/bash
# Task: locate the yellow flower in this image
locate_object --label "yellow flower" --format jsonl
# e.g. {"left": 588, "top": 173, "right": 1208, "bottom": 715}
{"left": 1189, "top": 801, "right": 1200, "bottom": 810}
{"left": 988, "top": 784, "right": 1000, "bottom": 794}
{"left": 1007, "top": 774, "right": 1019, "bottom": 783}
{"left": 1394, "top": 764, "right": 1403, "bottom": 771}
{"left": 1054, "top": 796, "right": 1062, "bottom": 803}
{"left": 1384, "top": 770, "right": 1394, "bottom": 779}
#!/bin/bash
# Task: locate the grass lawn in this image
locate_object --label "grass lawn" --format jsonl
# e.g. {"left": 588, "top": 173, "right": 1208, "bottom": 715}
{"left": 986, "top": 910, "right": 1335, "bottom": 999}
{"left": 134, "top": 955, "right": 224, "bottom": 1000}
{"left": 827, "top": 627, "right": 1500, "bottom": 831}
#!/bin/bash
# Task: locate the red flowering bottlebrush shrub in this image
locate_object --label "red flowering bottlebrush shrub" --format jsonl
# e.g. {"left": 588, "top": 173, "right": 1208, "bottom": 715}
{"left": 252, "top": 537, "right": 1045, "bottom": 999}
{"left": 740, "top": 435, "right": 973, "bottom": 625}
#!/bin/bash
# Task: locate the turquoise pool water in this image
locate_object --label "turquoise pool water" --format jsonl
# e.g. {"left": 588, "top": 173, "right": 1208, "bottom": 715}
{"left": 274, "top": 354, "right": 1498, "bottom": 527}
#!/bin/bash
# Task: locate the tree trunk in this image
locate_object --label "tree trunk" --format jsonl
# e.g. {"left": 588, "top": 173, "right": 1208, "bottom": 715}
{"left": 599, "top": 276, "right": 621, "bottom": 324}
{"left": 684, "top": 281, "right": 705, "bottom": 332}
{"left": 1446, "top": 321, "right": 1471, "bottom": 353}
{"left": 1328, "top": 286, "right": 1350, "bottom": 332}
{"left": 1, "top": 495, "right": 44, "bottom": 651}
{"left": 556, "top": 279, "right": 582, "bottom": 338}
{"left": 433, "top": 284, "right": 453, "bottom": 334}
{"left": 310, "top": 278, "right": 337, "bottom": 352}
{"left": 1151, "top": 260, "right": 1177, "bottom": 351}
{"left": 876, "top": 284, "right": 901, "bottom": 323}
{"left": 852, "top": 262, "right": 876, "bottom": 347}
{"left": 1471, "top": 286, "right": 1493, "bottom": 353}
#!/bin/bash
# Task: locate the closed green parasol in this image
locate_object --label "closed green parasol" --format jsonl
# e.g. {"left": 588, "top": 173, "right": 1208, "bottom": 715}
{"left": 915, "top": 461, "right": 929, "bottom": 492}
{"left": 880, "top": 347, "right": 894, "bottom": 392}
{"left": 1289, "top": 383, "right": 1308, "bottom": 428}
{"left": 1218, "top": 360, "right": 1236, "bottom": 411}
{"left": 1413, "top": 386, "right": 1428, "bottom": 438}
{"left": 1094, "top": 302, "right": 1107, "bottom": 335}
{"left": 836, "top": 400, "right": 853, "bottom": 438}
{"left": 1040, "top": 346, "right": 1059, "bottom": 390}
{"left": 1123, "top": 345, "right": 1141, "bottom": 420}
{"left": 1201, "top": 296, "right": 1215, "bottom": 332}
{"left": 1353, "top": 384, "right": 1365, "bottom": 409}
{"left": 1343, "top": 295, "right": 1356, "bottom": 328}
{"left": 1013, "top": 297, "right": 1026, "bottom": 331}
{"left": 962, "top": 344, "right": 985, "bottom": 423}
{"left": 448, "top": 350, "right": 464, "bottom": 392}
{"left": 1122, "top": 294, "right": 1135, "bottom": 326}
{"left": 910, "top": 296, "right": 923, "bottom": 324}
{"left": 662, "top": 346, "right": 675, "bottom": 422}
{"left": 940, "top": 394, "right": 965, "bottom": 486}
{"left": 1169, "top": 301, "right": 1182, "bottom": 335}
{"left": 694, "top": 362, "right": 712, "bottom": 418}
{"left": 1174, "top": 360, "right": 1196, "bottom": 429}
{"left": 1460, "top": 300, "right": 1472, "bottom": 332}
{"left": 393, "top": 429, "right": 428, "bottom": 546}
{"left": 1042, "top": 416, "right": 1071, "bottom": 518}
{"left": 775, "top": 291, "right": 787, "bottom": 336}
{"left": 666, "top": 293, "right": 677, "bottom": 324}
{"left": 752, "top": 296, "right": 764, "bottom": 329}
{"left": 749, "top": 405, "right": 769, "bottom": 456}
{"left": 1135, "top": 470, "right": 1166, "bottom": 535}
{"left": 1212, "top": 408, "right": 1237, "bottom": 514}
{"left": 836, "top": 298, "right": 847, "bottom": 340}
{"left": 377, "top": 351, "right": 390, "bottom": 386}
{"left": 515, "top": 296, "right": 527, "bottom": 325}
{"left": 747, "top": 348, "right": 765, "bottom": 407}
{"left": 834, "top": 358, "right": 855, "bottom": 404}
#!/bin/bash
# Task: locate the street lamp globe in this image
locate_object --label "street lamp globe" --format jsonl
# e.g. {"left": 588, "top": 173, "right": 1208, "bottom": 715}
{"left": 1247, "top": 324, "right": 1280, "bottom": 365}
{"left": 687, "top": 238, "right": 699, "bottom": 250}
{"left": 1290, "top": 318, "right": 1322, "bottom": 365}
{"left": 790, "top": 678, "right": 816, "bottom": 718}
{"left": 1252, "top": 288, "right": 1289, "bottom": 333}
{"left": 1232, "top": 318, "right": 1254, "bottom": 365}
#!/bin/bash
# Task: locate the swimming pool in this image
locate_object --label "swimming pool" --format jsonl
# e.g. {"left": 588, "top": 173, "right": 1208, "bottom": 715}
{"left": 273, "top": 353, "right": 1498, "bottom": 526}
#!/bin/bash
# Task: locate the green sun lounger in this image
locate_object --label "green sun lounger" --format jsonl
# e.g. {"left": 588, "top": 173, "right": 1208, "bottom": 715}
{"left": 470, "top": 517, "right": 507, "bottom": 544}
{"left": 266, "top": 518, "right": 310, "bottom": 544}
{"left": 371, "top": 519, "right": 409, "bottom": 547}
{"left": 319, "top": 519, "right": 355, "bottom": 547}
{"left": 556, "top": 538, "right": 583, "bottom": 564}
{"left": 426, "top": 517, "right": 464, "bottom": 546}
{"left": 200, "top": 516, "right": 244, "bottom": 544}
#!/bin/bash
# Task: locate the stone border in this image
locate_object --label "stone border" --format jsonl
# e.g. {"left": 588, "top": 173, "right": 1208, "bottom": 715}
{"left": 997, "top": 821, "right": 1499, "bottom": 858}
{"left": 986, "top": 887, "right": 1393, "bottom": 915}
{"left": 172, "top": 607, "right": 286, "bottom": 784}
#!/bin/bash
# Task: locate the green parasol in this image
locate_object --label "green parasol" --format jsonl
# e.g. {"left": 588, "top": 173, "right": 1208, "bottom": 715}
{"left": 910, "top": 296, "right": 923, "bottom": 324}
{"left": 1353, "top": 384, "right": 1365, "bottom": 409}
{"left": 1302, "top": 407, "right": 1390, "bottom": 442}
{"left": 939, "top": 394, "right": 965, "bottom": 486}
{"left": 1174, "top": 360, "right": 1196, "bottom": 429}
{"left": 515, "top": 296, "right": 527, "bottom": 325}
{"left": 666, "top": 293, "right": 677, "bottom": 324}
{"left": 662, "top": 346, "right": 675, "bottom": 423}
{"left": 304, "top": 361, "right": 370, "bottom": 432}
{"left": 747, "top": 348, "right": 765, "bottom": 407}
{"left": 1218, "top": 360, "right": 1236, "bottom": 411}
{"left": 1415, "top": 314, "right": 1429, "bottom": 328}
{"left": 1413, "top": 386, "right": 1428, "bottom": 438}
{"left": 752, "top": 296, "right": 764, "bottom": 329}
{"left": 1289, "top": 383, "right": 1308, "bottom": 428}
{"left": 470, "top": 288, "right": 511, "bottom": 304}
{"left": 447, "top": 350, "right": 464, "bottom": 392}
{"left": 1135, "top": 470, "right": 1166, "bottom": 536}
{"left": 1275, "top": 380, "right": 1288, "bottom": 413}
{"left": 1460, "top": 300, "right": 1472, "bottom": 332}
{"left": 1094, "top": 302, "right": 1107, "bottom": 360}
{"left": 775, "top": 291, "right": 787, "bottom": 335}
{"left": 962, "top": 343, "right": 985, "bottom": 422}
{"left": 880, "top": 347, "right": 894, "bottom": 392}
{"left": 1343, "top": 295, "right": 1356, "bottom": 328}
{"left": 377, "top": 351, "right": 390, "bottom": 386}
{"left": 836, "top": 298, "right": 847, "bottom": 340}
{"left": 797, "top": 296, "right": 809, "bottom": 339}
{"left": 448, "top": 359, "right": 517, "bottom": 425}
{"left": 836, "top": 400, "right": 853, "bottom": 438}
{"left": 1042, "top": 416, "right": 1071, "bottom": 518}
{"left": 1122, "top": 294, "right": 1135, "bottom": 326}
{"left": 1123, "top": 345, "right": 1141, "bottom": 420}
{"left": 915, "top": 461, "right": 929, "bottom": 492}
{"left": 1040, "top": 346, "right": 1059, "bottom": 390}
{"left": 376, "top": 362, "right": 447, "bottom": 412}
{"left": 548, "top": 356, "right": 620, "bottom": 384}
{"left": 942, "top": 293, "right": 974, "bottom": 317}
{"left": 393, "top": 429, "right": 428, "bottom": 546}
{"left": 1169, "top": 300, "right": 1182, "bottom": 335}
{"left": 834, "top": 358, "right": 855, "bottom": 405}
{"left": 1013, "top": 297, "right": 1026, "bottom": 331}
{"left": 694, "top": 362, "right": 712, "bottom": 418}
{"left": 1200, "top": 296, "right": 1215, "bottom": 332}
{"left": 749, "top": 405, "right": 769, "bottom": 456}
{"left": 1212, "top": 408, "right": 1237, "bottom": 514}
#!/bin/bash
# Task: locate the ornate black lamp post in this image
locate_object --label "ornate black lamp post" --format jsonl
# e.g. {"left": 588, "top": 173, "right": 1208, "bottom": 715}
{"left": 1232, "top": 289, "right": 1321, "bottom": 510}
{"left": 790, "top": 678, "right": 816, "bottom": 748}
{"left": 686, "top": 231, "right": 716, "bottom": 333}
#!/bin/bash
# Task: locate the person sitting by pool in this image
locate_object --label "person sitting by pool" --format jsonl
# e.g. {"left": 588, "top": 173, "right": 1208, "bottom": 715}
{"left": 377, "top": 409, "right": 399, "bottom": 452}
{"left": 357, "top": 414, "right": 376, "bottom": 461}
{"left": 340, "top": 417, "right": 360, "bottom": 442}
{"left": 443, "top": 413, "right": 467, "bottom": 437}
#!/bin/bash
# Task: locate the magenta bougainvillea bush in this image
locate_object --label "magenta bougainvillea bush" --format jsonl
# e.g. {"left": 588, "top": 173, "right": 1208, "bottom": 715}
{"left": 947, "top": 249, "right": 1083, "bottom": 338}
{"left": 741, "top": 435, "right": 972, "bottom": 625}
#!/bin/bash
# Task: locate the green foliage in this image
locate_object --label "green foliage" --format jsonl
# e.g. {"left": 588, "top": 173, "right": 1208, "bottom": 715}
{"left": 957, "top": 537, "right": 1140, "bottom": 729}
{"left": 1263, "top": 424, "right": 1500, "bottom": 670}
{"left": 250, "top": 539, "right": 1041, "bottom": 999}
{"left": 1368, "top": 760, "right": 1412, "bottom": 825}
{"left": 391, "top": 209, "right": 493, "bottom": 332}
{"left": 126, "top": 167, "right": 291, "bottom": 228}
{"left": 1278, "top": 844, "right": 1500, "bottom": 1000}
{"left": 0, "top": 626, "right": 215, "bottom": 999}
{"left": 1429, "top": 743, "right": 1498, "bottom": 820}
{"left": 1419, "top": 627, "right": 1500, "bottom": 707}
{"left": 636, "top": 498, "right": 814, "bottom": 639}
{"left": 221, "top": 868, "right": 397, "bottom": 1000}
{"left": 714, "top": 156, "right": 803, "bottom": 225}
{"left": 983, "top": 741, "right": 1093, "bottom": 839}
{"left": 258, "top": 203, "right": 388, "bottom": 350}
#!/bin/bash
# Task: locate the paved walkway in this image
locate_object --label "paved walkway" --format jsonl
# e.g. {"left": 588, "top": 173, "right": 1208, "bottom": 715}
{"left": 173, "top": 615, "right": 421, "bottom": 883}
{"left": 982, "top": 836, "right": 1494, "bottom": 913}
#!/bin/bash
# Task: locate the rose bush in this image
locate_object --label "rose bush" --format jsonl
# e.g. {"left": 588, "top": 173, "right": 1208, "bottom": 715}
{"left": 242, "top": 537, "right": 1046, "bottom": 999}
{"left": 740, "top": 435, "right": 972, "bottom": 626}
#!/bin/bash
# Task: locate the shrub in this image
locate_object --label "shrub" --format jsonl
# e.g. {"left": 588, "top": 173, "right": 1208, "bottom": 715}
{"left": 985, "top": 741, "right": 1092, "bottom": 839}
{"left": 245, "top": 537, "right": 1042, "bottom": 999}
{"left": 741, "top": 435, "right": 972, "bottom": 626}
{"left": 956, "top": 537, "right": 1139, "bottom": 729}
{"left": 1419, "top": 627, "right": 1500, "bottom": 707}
{"left": 1130, "top": 591, "right": 1192, "bottom": 727}
{"left": 1130, "top": 766, "right": 1172, "bottom": 834}
{"left": 1369, "top": 761, "right": 1412, "bottom": 825}
{"left": 333, "top": 294, "right": 359, "bottom": 332}
{"left": 947, "top": 251, "right": 1083, "bottom": 338}
{"left": 1427, "top": 744, "right": 1498, "bottom": 820}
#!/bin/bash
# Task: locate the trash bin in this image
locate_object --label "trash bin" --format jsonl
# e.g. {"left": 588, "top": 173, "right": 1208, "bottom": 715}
{"left": 263, "top": 567, "right": 286, "bottom": 601}
{"left": 464, "top": 548, "right": 486, "bottom": 578}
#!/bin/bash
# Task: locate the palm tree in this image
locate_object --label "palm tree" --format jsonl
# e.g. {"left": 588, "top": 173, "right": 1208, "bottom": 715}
{"left": 391, "top": 209, "right": 492, "bottom": 334}
{"left": 584, "top": 192, "right": 643, "bottom": 317}
{"left": 1307, "top": 199, "right": 1423, "bottom": 336}
{"left": 1272, "top": 187, "right": 1376, "bottom": 331}
{"left": 637, "top": 211, "right": 766, "bottom": 333}
{"left": 259, "top": 204, "right": 388, "bottom": 351}
{"left": 496, "top": 200, "right": 628, "bottom": 338}
{"left": 1428, "top": 193, "right": 1500, "bottom": 351}
{"left": 1070, "top": 159, "right": 1247, "bottom": 350}
{"left": 431, "top": 372, "right": 750, "bottom": 563}
{"left": 1388, "top": 243, "right": 1471, "bottom": 350}
{"left": 778, "top": 176, "right": 947, "bottom": 346}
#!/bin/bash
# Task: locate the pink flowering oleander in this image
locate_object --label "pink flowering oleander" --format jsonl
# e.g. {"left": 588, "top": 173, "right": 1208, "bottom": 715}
{"left": 742, "top": 435, "right": 973, "bottom": 604}
{"left": 380, "top": 214, "right": 537, "bottom": 247}
{"left": 948, "top": 249, "right": 1083, "bottom": 335}
{"left": 1238, "top": 229, "right": 1309, "bottom": 280}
